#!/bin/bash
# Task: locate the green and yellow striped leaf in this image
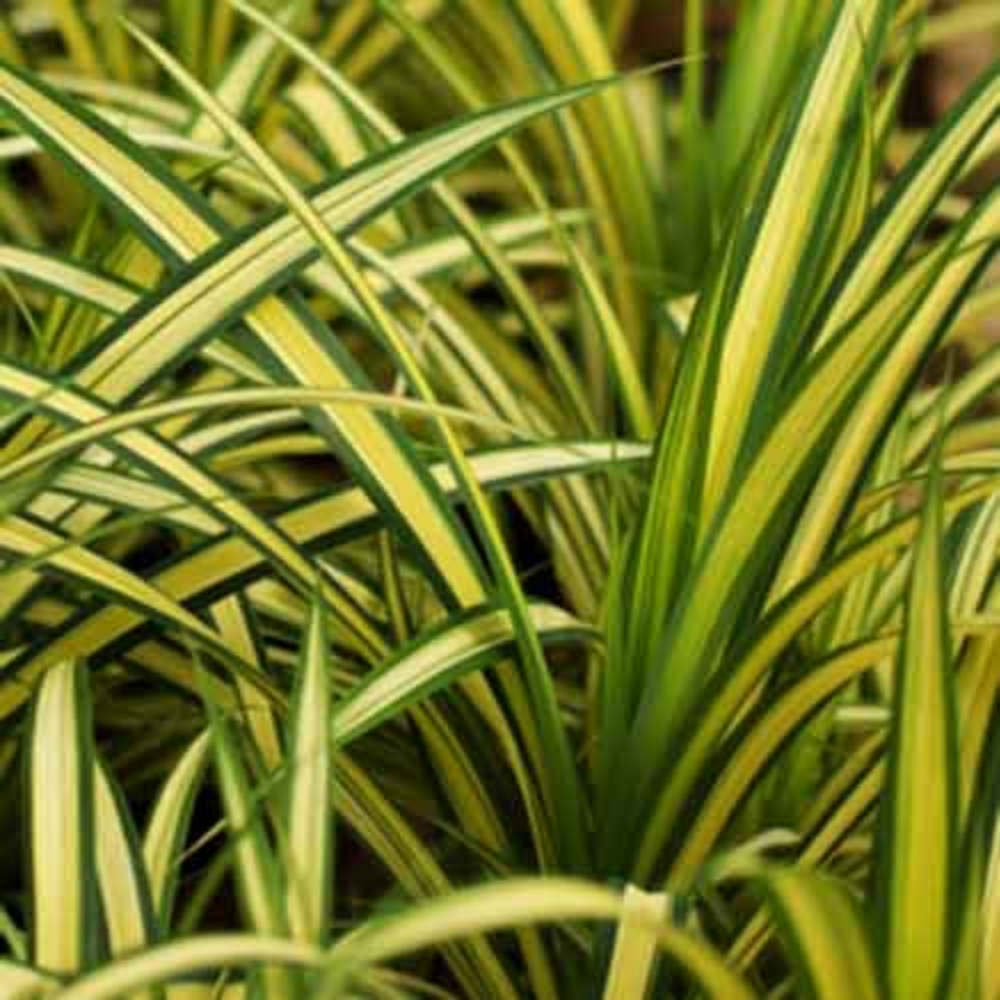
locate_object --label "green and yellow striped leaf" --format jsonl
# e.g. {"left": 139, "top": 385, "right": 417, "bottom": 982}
{"left": 876, "top": 453, "right": 959, "bottom": 1000}
{"left": 26, "top": 659, "right": 97, "bottom": 976}
{"left": 284, "top": 597, "right": 333, "bottom": 947}
{"left": 758, "top": 866, "right": 879, "bottom": 1000}
{"left": 143, "top": 732, "right": 212, "bottom": 929}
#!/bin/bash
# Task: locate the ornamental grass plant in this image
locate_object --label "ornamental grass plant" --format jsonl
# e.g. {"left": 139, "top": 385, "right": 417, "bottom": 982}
{"left": 0, "top": 1, "right": 997, "bottom": 997}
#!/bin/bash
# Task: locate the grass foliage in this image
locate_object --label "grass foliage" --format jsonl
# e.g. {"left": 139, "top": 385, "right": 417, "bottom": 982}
{"left": 0, "top": 0, "right": 997, "bottom": 996}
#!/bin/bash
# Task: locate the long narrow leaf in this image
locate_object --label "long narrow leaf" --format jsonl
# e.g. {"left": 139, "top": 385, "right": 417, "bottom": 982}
{"left": 26, "top": 659, "right": 96, "bottom": 975}
{"left": 876, "top": 452, "right": 959, "bottom": 1000}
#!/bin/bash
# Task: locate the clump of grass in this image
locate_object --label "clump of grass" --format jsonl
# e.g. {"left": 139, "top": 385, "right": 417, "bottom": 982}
{"left": 0, "top": 1, "right": 997, "bottom": 997}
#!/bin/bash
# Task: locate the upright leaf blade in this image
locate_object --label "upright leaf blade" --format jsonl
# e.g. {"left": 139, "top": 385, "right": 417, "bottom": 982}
{"left": 285, "top": 597, "right": 333, "bottom": 947}
{"left": 760, "top": 867, "right": 879, "bottom": 1000}
{"left": 876, "top": 452, "right": 959, "bottom": 1000}
{"left": 26, "top": 659, "right": 96, "bottom": 975}
{"left": 601, "top": 885, "right": 667, "bottom": 1000}
{"left": 142, "top": 732, "right": 212, "bottom": 929}
{"left": 93, "top": 759, "right": 159, "bottom": 996}
{"left": 199, "top": 674, "right": 291, "bottom": 998}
